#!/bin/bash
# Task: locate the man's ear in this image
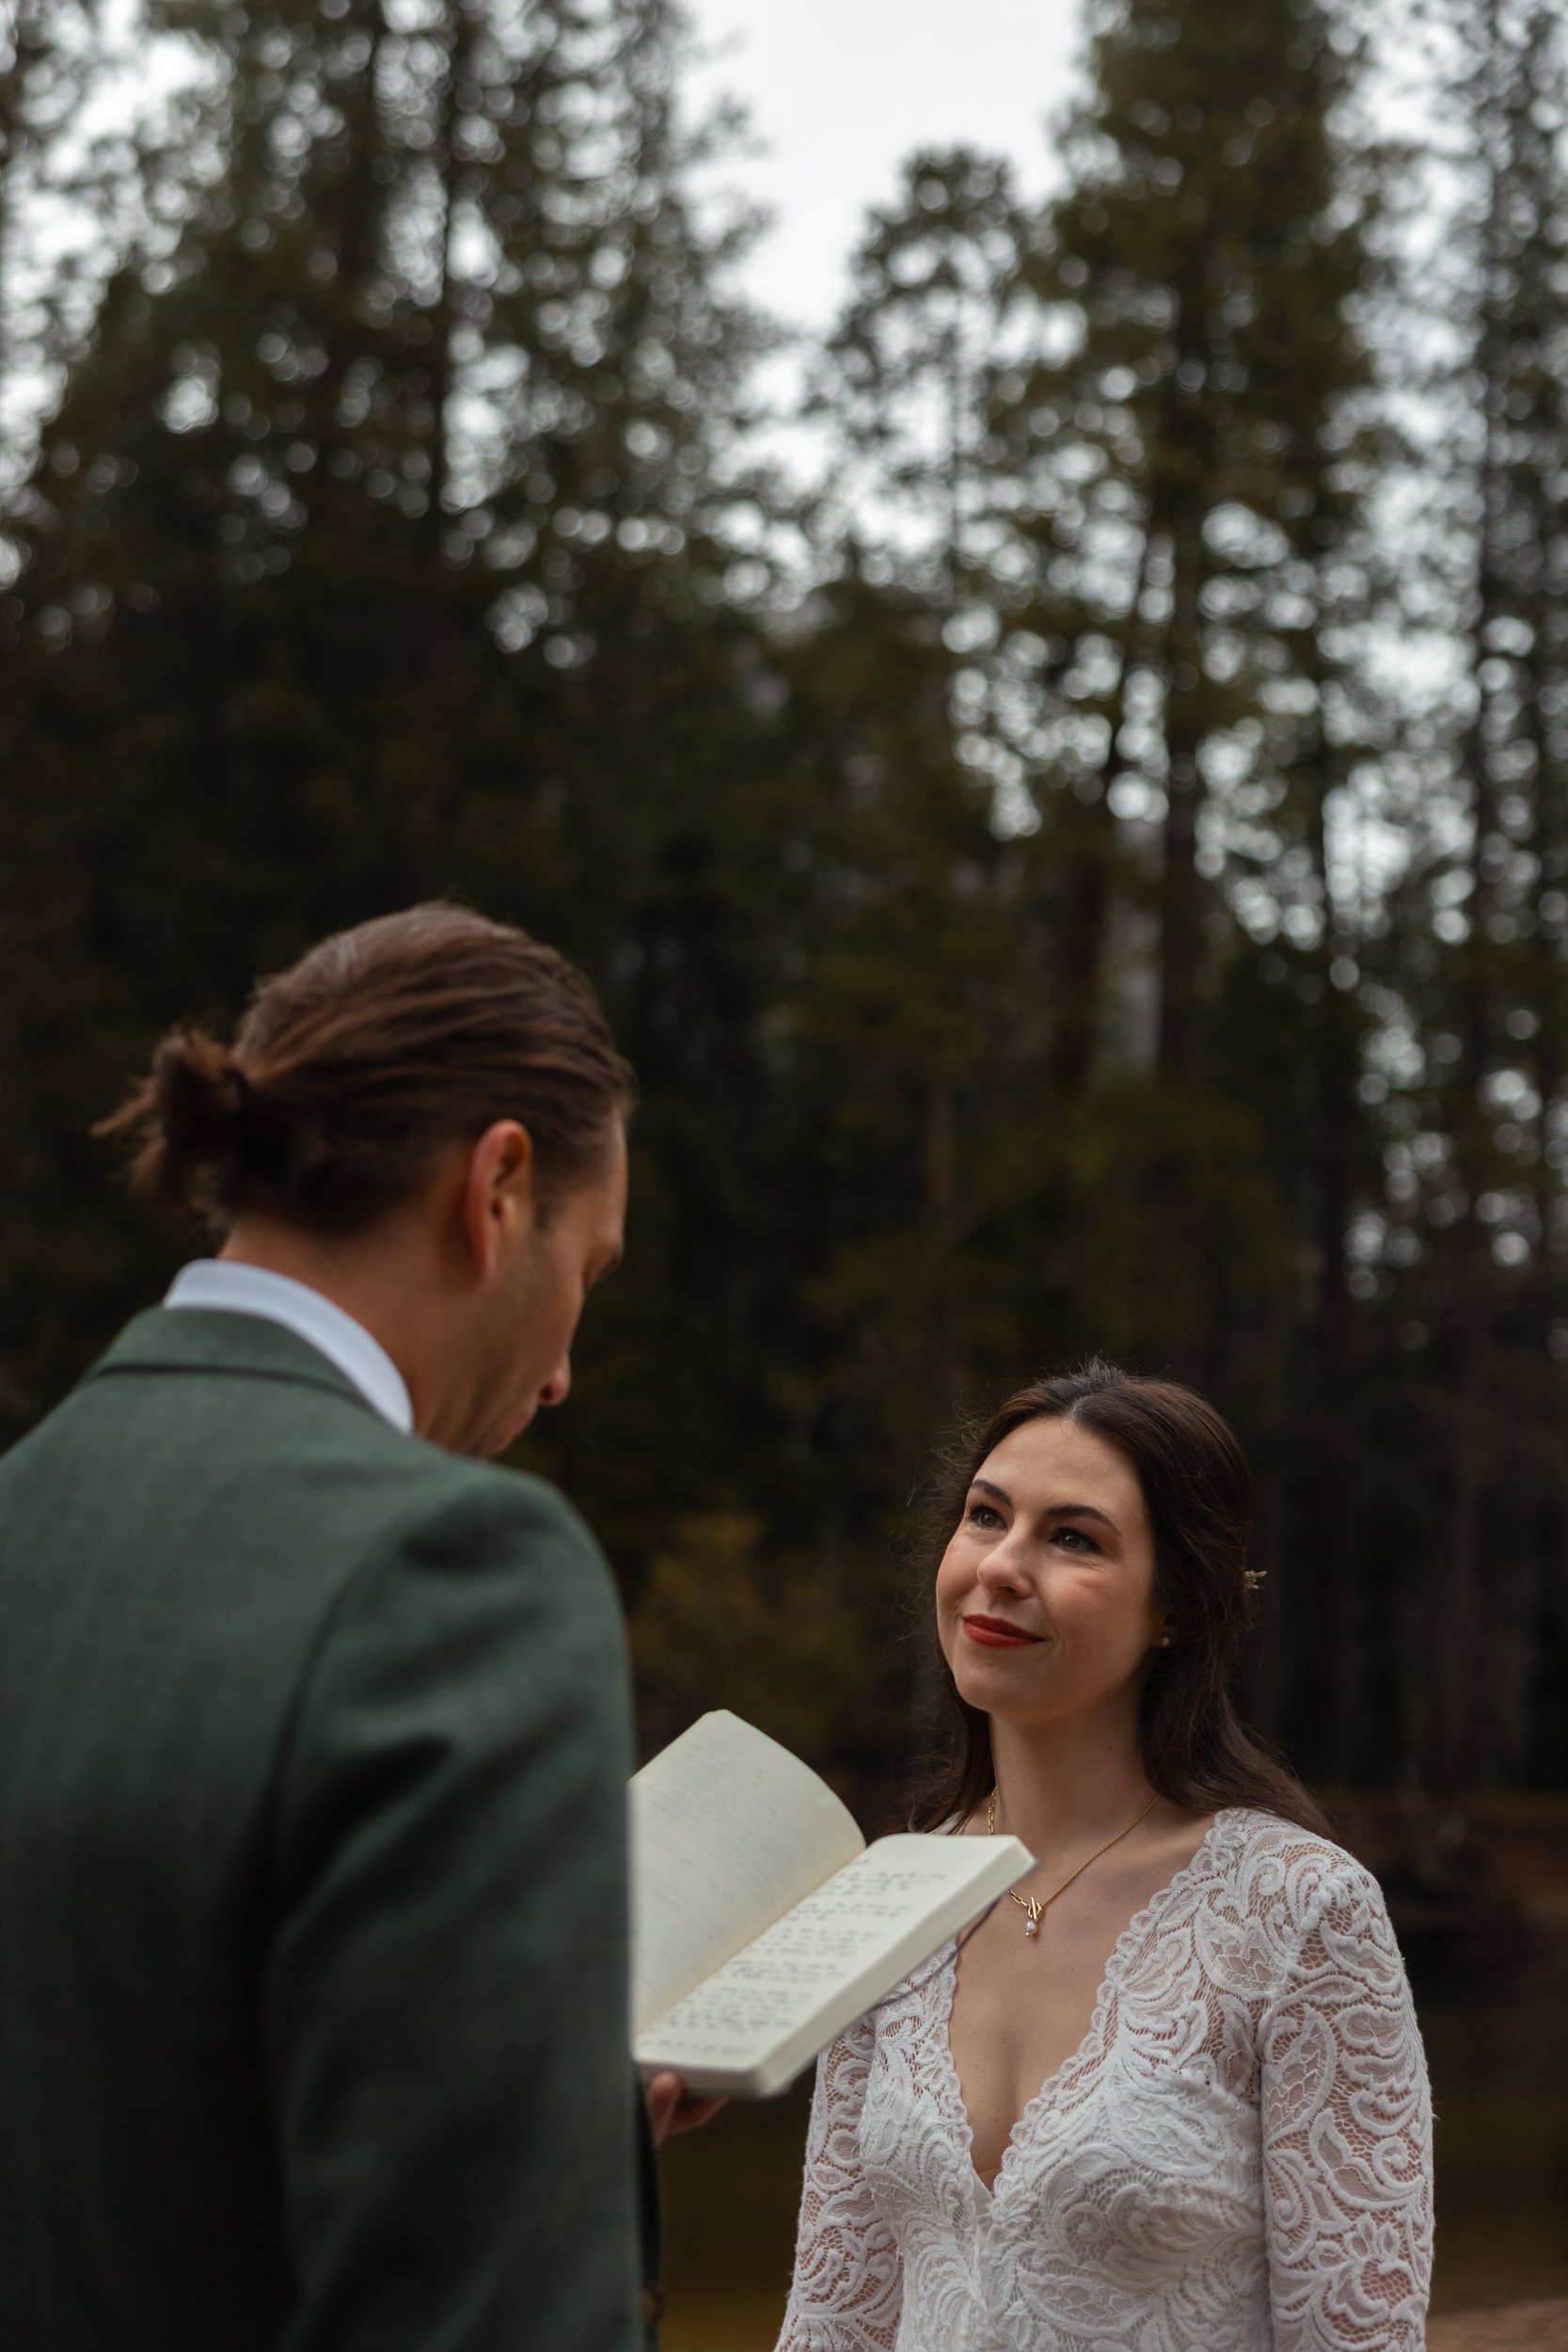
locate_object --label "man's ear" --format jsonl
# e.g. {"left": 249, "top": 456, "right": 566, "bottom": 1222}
{"left": 460, "top": 1120, "right": 537, "bottom": 1279}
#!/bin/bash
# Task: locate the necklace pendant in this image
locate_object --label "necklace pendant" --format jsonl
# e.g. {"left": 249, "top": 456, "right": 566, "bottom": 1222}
{"left": 990, "top": 1785, "right": 1161, "bottom": 1951}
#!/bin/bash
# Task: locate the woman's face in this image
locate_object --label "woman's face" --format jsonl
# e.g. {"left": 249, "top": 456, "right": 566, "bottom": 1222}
{"left": 935, "top": 1415, "right": 1169, "bottom": 1734}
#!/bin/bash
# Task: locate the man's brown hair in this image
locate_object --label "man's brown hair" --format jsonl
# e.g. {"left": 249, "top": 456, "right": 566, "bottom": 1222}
{"left": 99, "top": 903, "right": 634, "bottom": 1232}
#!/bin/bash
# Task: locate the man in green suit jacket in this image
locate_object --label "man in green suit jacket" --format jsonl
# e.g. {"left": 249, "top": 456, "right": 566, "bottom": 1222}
{"left": 0, "top": 905, "right": 685, "bottom": 2350}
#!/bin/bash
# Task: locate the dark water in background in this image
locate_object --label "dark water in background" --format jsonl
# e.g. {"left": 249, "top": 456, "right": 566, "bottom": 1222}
{"left": 1418, "top": 1981, "right": 1568, "bottom": 2311}
{"left": 658, "top": 1982, "right": 1568, "bottom": 2351}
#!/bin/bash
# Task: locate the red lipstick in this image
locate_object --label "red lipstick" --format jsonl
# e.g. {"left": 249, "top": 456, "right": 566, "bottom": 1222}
{"left": 962, "top": 1613, "right": 1044, "bottom": 1648}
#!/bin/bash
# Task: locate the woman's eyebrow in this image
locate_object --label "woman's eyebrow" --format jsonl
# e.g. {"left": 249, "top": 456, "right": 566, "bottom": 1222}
{"left": 1047, "top": 1502, "right": 1117, "bottom": 1531}
{"left": 969, "top": 1483, "right": 1118, "bottom": 1534}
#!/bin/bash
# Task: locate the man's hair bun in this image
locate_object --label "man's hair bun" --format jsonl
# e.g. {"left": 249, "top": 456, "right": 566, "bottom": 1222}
{"left": 96, "top": 902, "right": 633, "bottom": 1235}
{"left": 104, "top": 1030, "right": 282, "bottom": 1216}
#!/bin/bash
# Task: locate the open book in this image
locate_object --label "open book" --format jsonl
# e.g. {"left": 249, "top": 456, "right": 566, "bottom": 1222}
{"left": 629, "top": 1710, "right": 1032, "bottom": 2097}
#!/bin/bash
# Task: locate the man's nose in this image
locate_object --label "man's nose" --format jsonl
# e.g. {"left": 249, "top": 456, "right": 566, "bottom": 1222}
{"left": 538, "top": 1356, "right": 572, "bottom": 1410}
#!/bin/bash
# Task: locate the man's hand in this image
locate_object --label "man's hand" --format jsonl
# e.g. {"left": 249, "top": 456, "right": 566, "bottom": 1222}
{"left": 643, "top": 2070, "right": 726, "bottom": 2149}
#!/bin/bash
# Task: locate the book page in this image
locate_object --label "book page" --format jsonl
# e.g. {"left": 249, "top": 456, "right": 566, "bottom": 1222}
{"left": 634, "top": 1831, "right": 1032, "bottom": 2096}
{"left": 629, "top": 1710, "right": 864, "bottom": 2035}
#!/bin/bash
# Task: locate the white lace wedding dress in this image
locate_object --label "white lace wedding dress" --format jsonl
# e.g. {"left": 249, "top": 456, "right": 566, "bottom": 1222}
{"left": 777, "top": 1809, "right": 1433, "bottom": 2352}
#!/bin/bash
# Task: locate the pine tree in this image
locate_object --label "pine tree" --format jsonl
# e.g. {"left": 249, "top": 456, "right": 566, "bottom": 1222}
{"left": 1, "top": 1, "right": 106, "bottom": 513}
{"left": 976, "top": 0, "right": 1395, "bottom": 1757}
{"left": 811, "top": 149, "right": 1027, "bottom": 597}
{"left": 1384, "top": 0, "right": 1568, "bottom": 1785}
{"left": 0, "top": 0, "right": 774, "bottom": 1437}
{"left": 991, "top": 0, "right": 1379, "bottom": 1094}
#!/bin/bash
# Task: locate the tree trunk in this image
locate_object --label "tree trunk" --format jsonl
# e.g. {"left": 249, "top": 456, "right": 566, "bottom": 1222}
{"left": 422, "top": 0, "right": 476, "bottom": 575}
{"left": 1157, "top": 493, "right": 1207, "bottom": 1087}
{"left": 1436, "top": 639, "right": 1500, "bottom": 1790}
{"left": 404, "top": 0, "right": 477, "bottom": 890}
{"left": 1050, "top": 523, "right": 1155, "bottom": 1099}
{"left": 1307, "top": 749, "right": 1360, "bottom": 1776}
{"left": 298, "top": 0, "right": 389, "bottom": 535}
{"left": 1247, "top": 1273, "right": 1293, "bottom": 1743}
{"left": 1435, "top": 8, "right": 1507, "bottom": 1789}
{"left": 924, "top": 1073, "right": 958, "bottom": 1223}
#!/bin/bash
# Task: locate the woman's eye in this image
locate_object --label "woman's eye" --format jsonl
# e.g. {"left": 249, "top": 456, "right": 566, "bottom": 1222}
{"left": 1054, "top": 1525, "right": 1098, "bottom": 1552}
{"left": 967, "top": 1503, "right": 1003, "bottom": 1530}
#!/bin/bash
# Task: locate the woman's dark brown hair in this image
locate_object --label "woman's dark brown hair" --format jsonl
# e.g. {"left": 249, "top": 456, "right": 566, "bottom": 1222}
{"left": 909, "top": 1361, "right": 1330, "bottom": 1838}
{"left": 98, "top": 903, "right": 635, "bottom": 1232}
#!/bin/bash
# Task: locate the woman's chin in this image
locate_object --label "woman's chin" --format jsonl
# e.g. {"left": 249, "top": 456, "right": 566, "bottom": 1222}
{"left": 951, "top": 1656, "right": 1045, "bottom": 1715}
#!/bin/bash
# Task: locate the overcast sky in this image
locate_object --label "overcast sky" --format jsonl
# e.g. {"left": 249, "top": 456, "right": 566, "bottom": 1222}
{"left": 682, "top": 0, "right": 1085, "bottom": 332}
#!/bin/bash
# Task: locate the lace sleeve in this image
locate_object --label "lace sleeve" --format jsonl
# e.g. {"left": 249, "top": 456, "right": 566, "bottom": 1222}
{"left": 776, "top": 2013, "right": 902, "bottom": 2352}
{"left": 1259, "top": 1852, "right": 1433, "bottom": 2351}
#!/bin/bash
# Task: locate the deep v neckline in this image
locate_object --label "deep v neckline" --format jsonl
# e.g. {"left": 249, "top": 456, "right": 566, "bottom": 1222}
{"left": 939, "top": 1810, "right": 1235, "bottom": 2200}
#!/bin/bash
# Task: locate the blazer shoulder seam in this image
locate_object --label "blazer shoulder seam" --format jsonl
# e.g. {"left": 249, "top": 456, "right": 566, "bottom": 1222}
{"left": 84, "top": 1358, "right": 379, "bottom": 1416}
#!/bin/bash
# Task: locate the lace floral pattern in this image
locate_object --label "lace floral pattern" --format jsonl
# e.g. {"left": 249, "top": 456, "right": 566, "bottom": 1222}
{"left": 777, "top": 1811, "right": 1433, "bottom": 2352}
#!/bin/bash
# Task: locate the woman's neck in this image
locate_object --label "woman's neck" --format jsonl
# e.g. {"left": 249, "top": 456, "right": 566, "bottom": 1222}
{"left": 987, "top": 1709, "right": 1158, "bottom": 1865}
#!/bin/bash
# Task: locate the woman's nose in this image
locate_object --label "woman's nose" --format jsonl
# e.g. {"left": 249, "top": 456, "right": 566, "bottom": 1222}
{"left": 974, "top": 1537, "right": 1030, "bottom": 1592}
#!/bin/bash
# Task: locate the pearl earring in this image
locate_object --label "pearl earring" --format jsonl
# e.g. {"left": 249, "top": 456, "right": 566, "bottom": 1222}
{"left": 1158, "top": 1636, "right": 1174, "bottom": 1647}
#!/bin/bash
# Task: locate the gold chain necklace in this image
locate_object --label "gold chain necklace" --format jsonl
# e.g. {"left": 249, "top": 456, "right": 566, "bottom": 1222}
{"left": 987, "top": 1788, "right": 1160, "bottom": 1940}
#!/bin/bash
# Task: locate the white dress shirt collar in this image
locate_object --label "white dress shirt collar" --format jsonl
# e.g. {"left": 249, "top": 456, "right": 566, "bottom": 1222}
{"left": 165, "top": 1259, "right": 415, "bottom": 1435}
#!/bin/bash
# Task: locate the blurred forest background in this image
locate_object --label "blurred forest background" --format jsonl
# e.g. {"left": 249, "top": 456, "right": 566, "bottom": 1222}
{"left": 4, "top": 0, "right": 1568, "bottom": 1827}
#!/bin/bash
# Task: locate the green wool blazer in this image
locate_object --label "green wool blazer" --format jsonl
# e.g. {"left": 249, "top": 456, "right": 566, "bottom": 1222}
{"left": 0, "top": 1306, "right": 649, "bottom": 2352}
